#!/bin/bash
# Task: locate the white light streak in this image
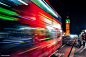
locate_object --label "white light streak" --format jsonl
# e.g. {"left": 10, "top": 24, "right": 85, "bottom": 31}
{"left": 46, "top": 26, "right": 53, "bottom": 29}
{"left": 52, "top": 42, "right": 56, "bottom": 44}
{"left": 39, "top": 0, "right": 58, "bottom": 18}
{"left": 0, "top": 2, "right": 10, "bottom": 7}
{"left": 53, "top": 24, "right": 61, "bottom": 29}
{"left": 18, "top": 0, "right": 28, "bottom": 5}
{"left": 43, "top": 18, "right": 52, "bottom": 25}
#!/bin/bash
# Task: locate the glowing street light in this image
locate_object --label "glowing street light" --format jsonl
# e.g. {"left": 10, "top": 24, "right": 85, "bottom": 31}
{"left": 85, "top": 30, "right": 86, "bottom": 32}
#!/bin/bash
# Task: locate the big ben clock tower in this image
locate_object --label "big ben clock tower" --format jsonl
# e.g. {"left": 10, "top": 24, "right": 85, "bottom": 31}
{"left": 66, "top": 12, "right": 70, "bottom": 36}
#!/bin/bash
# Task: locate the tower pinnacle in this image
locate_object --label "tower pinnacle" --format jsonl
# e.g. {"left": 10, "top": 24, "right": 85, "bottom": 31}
{"left": 67, "top": 12, "right": 68, "bottom": 14}
{"left": 66, "top": 12, "right": 69, "bottom": 18}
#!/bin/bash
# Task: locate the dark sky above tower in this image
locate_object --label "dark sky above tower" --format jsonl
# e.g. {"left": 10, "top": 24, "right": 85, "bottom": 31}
{"left": 47, "top": 0, "right": 86, "bottom": 35}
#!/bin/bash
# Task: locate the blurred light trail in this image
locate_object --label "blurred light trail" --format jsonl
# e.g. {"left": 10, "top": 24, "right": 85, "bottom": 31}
{"left": 0, "top": 7, "right": 18, "bottom": 15}
{"left": 0, "top": 2, "right": 10, "bottom": 7}
{"left": 39, "top": 0, "right": 58, "bottom": 18}
{"left": 0, "top": 14, "right": 18, "bottom": 21}
{"left": 18, "top": 0, "right": 28, "bottom": 5}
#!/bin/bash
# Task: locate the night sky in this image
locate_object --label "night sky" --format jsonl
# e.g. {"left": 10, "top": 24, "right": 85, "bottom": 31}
{"left": 47, "top": 0, "right": 86, "bottom": 35}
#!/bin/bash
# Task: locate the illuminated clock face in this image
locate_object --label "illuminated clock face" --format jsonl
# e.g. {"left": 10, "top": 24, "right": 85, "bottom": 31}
{"left": 66, "top": 21, "right": 70, "bottom": 23}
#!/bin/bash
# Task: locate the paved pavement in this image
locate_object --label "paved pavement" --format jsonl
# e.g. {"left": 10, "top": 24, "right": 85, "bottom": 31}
{"left": 70, "top": 42, "right": 86, "bottom": 57}
{"left": 74, "top": 44, "right": 86, "bottom": 57}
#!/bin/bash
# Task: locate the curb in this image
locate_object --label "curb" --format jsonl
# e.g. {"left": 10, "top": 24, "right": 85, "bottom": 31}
{"left": 67, "top": 40, "right": 75, "bottom": 57}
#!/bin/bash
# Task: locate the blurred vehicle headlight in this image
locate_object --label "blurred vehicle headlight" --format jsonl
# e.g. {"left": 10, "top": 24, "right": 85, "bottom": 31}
{"left": 70, "top": 35, "right": 74, "bottom": 38}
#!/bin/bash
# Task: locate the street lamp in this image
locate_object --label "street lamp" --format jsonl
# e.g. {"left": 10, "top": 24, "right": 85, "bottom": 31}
{"left": 85, "top": 30, "right": 86, "bottom": 32}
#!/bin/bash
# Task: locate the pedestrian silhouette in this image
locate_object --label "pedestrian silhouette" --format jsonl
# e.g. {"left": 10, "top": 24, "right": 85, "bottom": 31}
{"left": 82, "top": 34, "right": 85, "bottom": 47}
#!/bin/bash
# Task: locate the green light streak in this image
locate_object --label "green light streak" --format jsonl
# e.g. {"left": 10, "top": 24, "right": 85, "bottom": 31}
{"left": 46, "top": 38, "right": 50, "bottom": 39}
{"left": 39, "top": 39, "right": 46, "bottom": 40}
{"left": 0, "top": 7, "right": 18, "bottom": 15}
{"left": 0, "top": 14, "right": 18, "bottom": 21}
{"left": 66, "top": 19, "right": 70, "bottom": 21}
{"left": 39, "top": 38, "right": 50, "bottom": 41}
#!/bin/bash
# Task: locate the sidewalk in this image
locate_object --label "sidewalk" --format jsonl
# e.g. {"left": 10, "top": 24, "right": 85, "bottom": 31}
{"left": 74, "top": 45, "right": 86, "bottom": 57}
{"left": 70, "top": 43, "right": 86, "bottom": 57}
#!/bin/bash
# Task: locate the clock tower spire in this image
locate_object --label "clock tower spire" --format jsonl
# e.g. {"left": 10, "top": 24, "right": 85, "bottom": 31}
{"left": 66, "top": 12, "right": 70, "bottom": 36}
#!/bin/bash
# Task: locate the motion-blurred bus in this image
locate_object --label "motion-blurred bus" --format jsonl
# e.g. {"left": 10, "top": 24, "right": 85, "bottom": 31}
{"left": 0, "top": 0, "right": 62, "bottom": 57}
